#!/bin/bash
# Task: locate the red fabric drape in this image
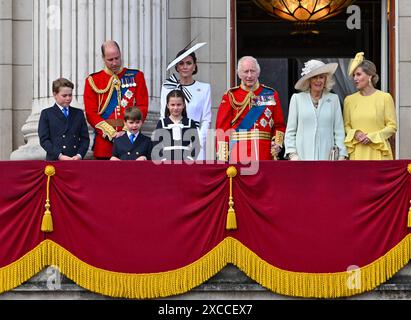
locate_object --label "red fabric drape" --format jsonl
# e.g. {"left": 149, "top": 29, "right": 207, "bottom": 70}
{"left": 232, "top": 161, "right": 411, "bottom": 272}
{"left": 47, "top": 161, "right": 229, "bottom": 273}
{"left": 0, "top": 162, "right": 45, "bottom": 266}
{"left": 1, "top": 160, "right": 410, "bottom": 275}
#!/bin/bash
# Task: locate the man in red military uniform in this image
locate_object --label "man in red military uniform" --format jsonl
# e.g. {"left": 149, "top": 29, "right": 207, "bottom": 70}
{"left": 215, "top": 56, "right": 286, "bottom": 162}
{"left": 84, "top": 40, "right": 149, "bottom": 159}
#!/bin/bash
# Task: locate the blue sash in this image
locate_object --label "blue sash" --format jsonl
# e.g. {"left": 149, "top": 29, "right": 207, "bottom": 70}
{"left": 101, "top": 69, "right": 139, "bottom": 120}
{"left": 235, "top": 105, "right": 266, "bottom": 132}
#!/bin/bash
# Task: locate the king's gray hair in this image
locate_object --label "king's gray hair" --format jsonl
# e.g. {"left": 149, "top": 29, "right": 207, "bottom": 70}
{"left": 237, "top": 56, "right": 261, "bottom": 74}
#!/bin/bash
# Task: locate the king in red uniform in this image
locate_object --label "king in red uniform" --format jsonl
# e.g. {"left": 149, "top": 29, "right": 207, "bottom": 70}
{"left": 84, "top": 40, "right": 149, "bottom": 159}
{"left": 216, "top": 56, "right": 285, "bottom": 162}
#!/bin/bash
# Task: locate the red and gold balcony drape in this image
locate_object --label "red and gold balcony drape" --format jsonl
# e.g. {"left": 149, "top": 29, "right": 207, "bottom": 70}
{"left": 1, "top": 160, "right": 411, "bottom": 298}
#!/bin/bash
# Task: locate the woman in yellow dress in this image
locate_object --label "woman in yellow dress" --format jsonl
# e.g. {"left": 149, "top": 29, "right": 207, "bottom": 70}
{"left": 343, "top": 53, "right": 397, "bottom": 160}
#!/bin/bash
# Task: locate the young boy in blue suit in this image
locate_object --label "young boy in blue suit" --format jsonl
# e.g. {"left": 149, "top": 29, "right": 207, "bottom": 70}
{"left": 38, "top": 78, "right": 90, "bottom": 160}
{"left": 110, "top": 107, "right": 152, "bottom": 160}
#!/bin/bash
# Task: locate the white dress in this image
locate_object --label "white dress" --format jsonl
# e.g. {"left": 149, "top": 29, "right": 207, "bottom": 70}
{"left": 161, "top": 80, "right": 212, "bottom": 160}
{"left": 284, "top": 91, "right": 347, "bottom": 160}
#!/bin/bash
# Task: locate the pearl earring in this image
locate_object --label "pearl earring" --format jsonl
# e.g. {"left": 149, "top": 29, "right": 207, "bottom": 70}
{"left": 368, "top": 77, "right": 372, "bottom": 85}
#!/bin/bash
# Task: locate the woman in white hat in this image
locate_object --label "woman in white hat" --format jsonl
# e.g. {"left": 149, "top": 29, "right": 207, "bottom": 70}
{"left": 343, "top": 53, "right": 397, "bottom": 160}
{"left": 284, "top": 60, "right": 347, "bottom": 160}
{"left": 160, "top": 44, "right": 211, "bottom": 160}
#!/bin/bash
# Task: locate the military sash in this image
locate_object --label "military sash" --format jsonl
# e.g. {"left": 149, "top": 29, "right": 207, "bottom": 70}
{"left": 101, "top": 70, "right": 139, "bottom": 120}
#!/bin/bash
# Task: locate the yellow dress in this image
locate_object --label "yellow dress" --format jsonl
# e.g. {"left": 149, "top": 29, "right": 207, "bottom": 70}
{"left": 343, "top": 90, "right": 397, "bottom": 160}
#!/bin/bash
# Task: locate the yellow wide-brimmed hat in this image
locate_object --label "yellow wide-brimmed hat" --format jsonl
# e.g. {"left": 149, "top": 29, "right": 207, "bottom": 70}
{"left": 294, "top": 60, "right": 338, "bottom": 91}
{"left": 347, "top": 52, "right": 365, "bottom": 77}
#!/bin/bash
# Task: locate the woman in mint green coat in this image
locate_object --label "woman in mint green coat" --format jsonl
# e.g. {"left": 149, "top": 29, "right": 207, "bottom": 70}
{"left": 284, "top": 60, "right": 347, "bottom": 160}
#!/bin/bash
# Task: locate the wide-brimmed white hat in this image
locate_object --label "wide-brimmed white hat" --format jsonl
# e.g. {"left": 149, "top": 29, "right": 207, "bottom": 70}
{"left": 294, "top": 60, "right": 338, "bottom": 91}
{"left": 166, "top": 42, "right": 207, "bottom": 71}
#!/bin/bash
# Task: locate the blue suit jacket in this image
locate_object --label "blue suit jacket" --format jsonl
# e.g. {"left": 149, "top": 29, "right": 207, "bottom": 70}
{"left": 112, "top": 132, "right": 152, "bottom": 160}
{"left": 38, "top": 104, "right": 90, "bottom": 160}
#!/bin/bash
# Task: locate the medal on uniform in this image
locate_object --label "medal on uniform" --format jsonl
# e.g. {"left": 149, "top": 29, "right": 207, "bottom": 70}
{"left": 260, "top": 118, "right": 267, "bottom": 128}
{"left": 269, "top": 118, "right": 274, "bottom": 129}
{"left": 125, "top": 90, "right": 133, "bottom": 100}
{"left": 121, "top": 99, "right": 128, "bottom": 107}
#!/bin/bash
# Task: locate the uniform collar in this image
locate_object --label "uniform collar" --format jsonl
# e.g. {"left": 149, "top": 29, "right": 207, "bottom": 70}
{"left": 240, "top": 81, "right": 260, "bottom": 92}
{"left": 104, "top": 65, "right": 124, "bottom": 76}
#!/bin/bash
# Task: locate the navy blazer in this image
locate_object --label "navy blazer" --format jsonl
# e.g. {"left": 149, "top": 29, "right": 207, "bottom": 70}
{"left": 38, "top": 104, "right": 90, "bottom": 160}
{"left": 112, "top": 132, "right": 152, "bottom": 160}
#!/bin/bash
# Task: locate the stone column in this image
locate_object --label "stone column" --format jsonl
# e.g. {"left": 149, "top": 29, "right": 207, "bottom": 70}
{"left": 11, "top": 0, "right": 166, "bottom": 159}
{"left": 399, "top": 0, "right": 411, "bottom": 158}
{"left": 0, "top": 0, "right": 13, "bottom": 159}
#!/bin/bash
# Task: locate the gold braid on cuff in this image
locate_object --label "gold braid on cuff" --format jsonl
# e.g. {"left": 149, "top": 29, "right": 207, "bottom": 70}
{"left": 273, "top": 131, "right": 284, "bottom": 146}
{"left": 217, "top": 141, "right": 229, "bottom": 161}
{"left": 96, "top": 121, "right": 117, "bottom": 141}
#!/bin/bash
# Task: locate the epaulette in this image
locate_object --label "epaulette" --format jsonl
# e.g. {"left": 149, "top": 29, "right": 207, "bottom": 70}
{"left": 125, "top": 68, "right": 140, "bottom": 72}
{"left": 123, "top": 69, "right": 140, "bottom": 77}
{"left": 261, "top": 84, "right": 276, "bottom": 92}
{"left": 225, "top": 85, "right": 240, "bottom": 95}
{"left": 88, "top": 70, "right": 105, "bottom": 77}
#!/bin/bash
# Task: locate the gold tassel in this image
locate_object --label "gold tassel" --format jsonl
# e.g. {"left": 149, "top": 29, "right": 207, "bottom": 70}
{"left": 227, "top": 208, "right": 237, "bottom": 230}
{"left": 41, "top": 165, "right": 56, "bottom": 233}
{"left": 41, "top": 211, "right": 53, "bottom": 232}
{"left": 226, "top": 166, "right": 238, "bottom": 230}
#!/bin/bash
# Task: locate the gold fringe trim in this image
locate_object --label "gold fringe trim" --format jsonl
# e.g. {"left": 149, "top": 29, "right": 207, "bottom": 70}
{"left": 1, "top": 236, "right": 411, "bottom": 298}
{"left": 0, "top": 241, "right": 48, "bottom": 294}
{"left": 0, "top": 240, "right": 231, "bottom": 298}
{"left": 231, "top": 235, "right": 411, "bottom": 298}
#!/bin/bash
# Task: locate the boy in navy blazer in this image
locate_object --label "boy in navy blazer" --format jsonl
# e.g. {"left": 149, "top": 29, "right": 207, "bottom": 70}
{"left": 110, "top": 107, "right": 152, "bottom": 160}
{"left": 38, "top": 78, "right": 90, "bottom": 160}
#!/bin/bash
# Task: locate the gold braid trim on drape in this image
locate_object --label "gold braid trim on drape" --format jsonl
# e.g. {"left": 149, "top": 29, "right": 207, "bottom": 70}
{"left": 1, "top": 236, "right": 411, "bottom": 298}
{"left": 232, "top": 235, "right": 411, "bottom": 298}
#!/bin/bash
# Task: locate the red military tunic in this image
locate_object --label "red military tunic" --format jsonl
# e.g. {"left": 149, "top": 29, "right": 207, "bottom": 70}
{"left": 84, "top": 66, "right": 149, "bottom": 158}
{"left": 215, "top": 82, "right": 285, "bottom": 162}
